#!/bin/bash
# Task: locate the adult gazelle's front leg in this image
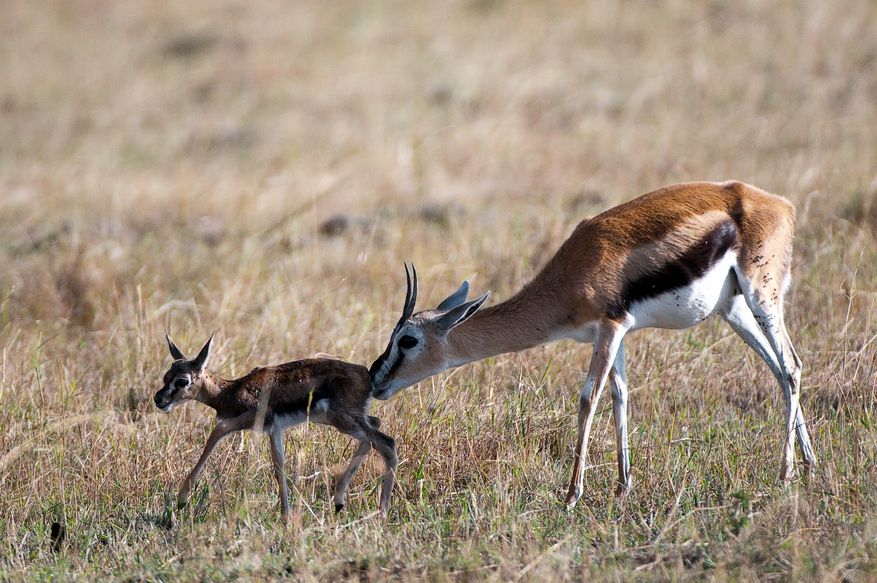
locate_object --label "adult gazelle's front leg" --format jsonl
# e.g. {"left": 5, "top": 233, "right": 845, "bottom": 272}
{"left": 178, "top": 411, "right": 255, "bottom": 509}
{"left": 565, "top": 321, "right": 630, "bottom": 510}
{"left": 608, "top": 340, "right": 631, "bottom": 496}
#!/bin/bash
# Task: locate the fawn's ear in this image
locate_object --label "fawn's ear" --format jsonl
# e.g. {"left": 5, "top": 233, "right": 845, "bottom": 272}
{"left": 191, "top": 333, "right": 214, "bottom": 372}
{"left": 166, "top": 335, "right": 186, "bottom": 361}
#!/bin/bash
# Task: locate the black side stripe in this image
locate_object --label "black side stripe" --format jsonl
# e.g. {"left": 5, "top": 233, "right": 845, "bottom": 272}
{"left": 606, "top": 219, "right": 740, "bottom": 320}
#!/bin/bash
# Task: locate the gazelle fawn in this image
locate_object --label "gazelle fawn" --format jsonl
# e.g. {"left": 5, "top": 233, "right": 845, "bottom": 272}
{"left": 153, "top": 335, "right": 397, "bottom": 519}
{"left": 369, "top": 181, "right": 816, "bottom": 509}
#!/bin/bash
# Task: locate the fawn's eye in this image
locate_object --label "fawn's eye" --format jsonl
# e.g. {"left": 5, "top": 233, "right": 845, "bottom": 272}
{"left": 174, "top": 378, "right": 190, "bottom": 389}
{"left": 398, "top": 335, "right": 418, "bottom": 350}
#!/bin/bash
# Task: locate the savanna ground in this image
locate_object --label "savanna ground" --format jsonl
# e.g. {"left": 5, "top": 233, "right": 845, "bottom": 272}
{"left": 1, "top": 0, "right": 877, "bottom": 580}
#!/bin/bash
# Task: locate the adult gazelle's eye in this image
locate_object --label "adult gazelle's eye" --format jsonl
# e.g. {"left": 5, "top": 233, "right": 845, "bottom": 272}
{"left": 174, "top": 378, "right": 190, "bottom": 389}
{"left": 398, "top": 335, "right": 418, "bottom": 350}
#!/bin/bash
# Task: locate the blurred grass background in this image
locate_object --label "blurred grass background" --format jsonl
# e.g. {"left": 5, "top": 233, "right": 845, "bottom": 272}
{"left": 1, "top": 0, "right": 876, "bottom": 580}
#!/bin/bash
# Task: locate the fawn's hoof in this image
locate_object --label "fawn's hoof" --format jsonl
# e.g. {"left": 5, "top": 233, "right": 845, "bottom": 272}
{"left": 563, "top": 487, "right": 581, "bottom": 512}
{"left": 802, "top": 460, "right": 816, "bottom": 480}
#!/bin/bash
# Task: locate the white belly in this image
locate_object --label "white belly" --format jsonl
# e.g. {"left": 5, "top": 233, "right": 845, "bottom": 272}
{"left": 266, "top": 399, "right": 331, "bottom": 433}
{"left": 628, "top": 252, "right": 737, "bottom": 331}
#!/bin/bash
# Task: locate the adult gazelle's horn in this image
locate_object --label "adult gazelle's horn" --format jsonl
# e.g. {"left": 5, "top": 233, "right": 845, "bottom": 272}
{"left": 401, "top": 263, "right": 418, "bottom": 320}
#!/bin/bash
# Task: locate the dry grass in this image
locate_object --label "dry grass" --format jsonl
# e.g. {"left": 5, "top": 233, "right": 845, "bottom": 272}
{"left": 2, "top": 0, "right": 877, "bottom": 580}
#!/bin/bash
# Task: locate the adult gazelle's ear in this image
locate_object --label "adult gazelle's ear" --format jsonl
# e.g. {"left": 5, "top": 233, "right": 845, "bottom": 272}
{"left": 435, "top": 280, "right": 470, "bottom": 311}
{"left": 166, "top": 335, "right": 186, "bottom": 361}
{"left": 434, "top": 292, "right": 490, "bottom": 336}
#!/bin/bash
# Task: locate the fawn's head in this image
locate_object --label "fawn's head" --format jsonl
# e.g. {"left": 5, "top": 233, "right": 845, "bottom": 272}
{"left": 154, "top": 335, "right": 213, "bottom": 412}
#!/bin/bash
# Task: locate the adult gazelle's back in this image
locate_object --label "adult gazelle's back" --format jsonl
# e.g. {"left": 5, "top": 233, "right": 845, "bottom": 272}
{"left": 370, "top": 181, "right": 816, "bottom": 509}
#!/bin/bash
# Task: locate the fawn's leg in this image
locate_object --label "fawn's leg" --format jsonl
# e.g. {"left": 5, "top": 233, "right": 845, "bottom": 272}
{"left": 178, "top": 411, "right": 255, "bottom": 508}
{"left": 331, "top": 413, "right": 397, "bottom": 518}
{"left": 363, "top": 422, "right": 397, "bottom": 518}
{"left": 333, "top": 417, "right": 382, "bottom": 513}
{"left": 268, "top": 428, "right": 290, "bottom": 520}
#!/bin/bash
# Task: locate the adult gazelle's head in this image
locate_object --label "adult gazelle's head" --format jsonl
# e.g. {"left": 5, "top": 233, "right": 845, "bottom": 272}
{"left": 369, "top": 264, "right": 489, "bottom": 400}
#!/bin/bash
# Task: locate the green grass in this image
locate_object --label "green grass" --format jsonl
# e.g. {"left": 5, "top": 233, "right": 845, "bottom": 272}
{"left": 2, "top": 0, "right": 877, "bottom": 580}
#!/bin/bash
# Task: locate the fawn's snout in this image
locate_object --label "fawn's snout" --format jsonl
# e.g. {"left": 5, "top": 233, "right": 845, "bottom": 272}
{"left": 154, "top": 374, "right": 193, "bottom": 412}
{"left": 154, "top": 376, "right": 193, "bottom": 412}
{"left": 154, "top": 387, "right": 173, "bottom": 412}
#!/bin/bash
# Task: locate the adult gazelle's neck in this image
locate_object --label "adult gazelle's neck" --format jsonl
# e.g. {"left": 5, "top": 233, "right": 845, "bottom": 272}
{"left": 445, "top": 290, "right": 571, "bottom": 367}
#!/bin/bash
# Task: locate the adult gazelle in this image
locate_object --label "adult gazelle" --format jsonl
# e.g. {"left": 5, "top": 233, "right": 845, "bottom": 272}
{"left": 370, "top": 181, "right": 815, "bottom": 509}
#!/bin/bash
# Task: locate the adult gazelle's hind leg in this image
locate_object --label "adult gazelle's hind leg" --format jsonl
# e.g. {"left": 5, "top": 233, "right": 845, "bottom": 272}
{"left": 722, "top": 276, "right": 816, "bottom": 480}
{"left": 781, "top": 326, "right": 815, "bottom": 470}
{"left": 609, "top": 340, "right": 631, "bottom": 496}
{"left": 565, "top": 320, "right": 630, "bottom": 510}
